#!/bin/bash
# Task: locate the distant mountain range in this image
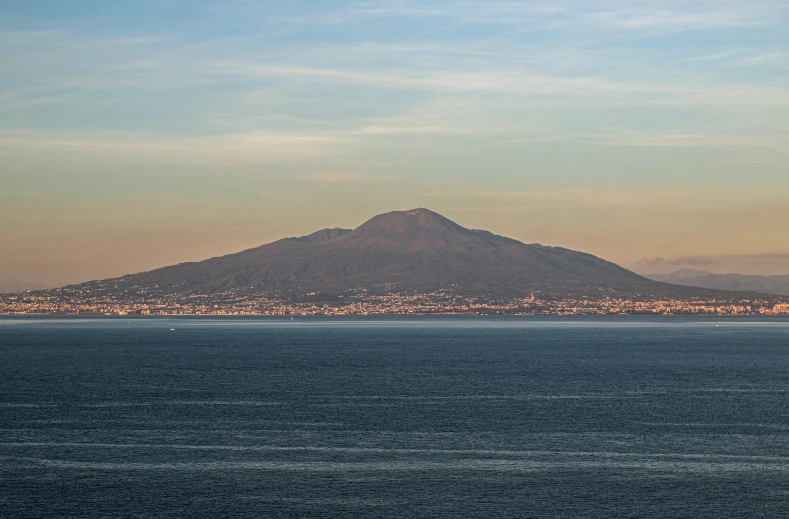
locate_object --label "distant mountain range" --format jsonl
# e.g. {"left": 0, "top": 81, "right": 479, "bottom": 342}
{"left": 0, "top": 278, "right": 48, "bottom": 294}
{"left": 67, "top": 208, "right": 741, "bottom": 300}
{"left": 645, "top": 270, "right": 789, "bottom": 296}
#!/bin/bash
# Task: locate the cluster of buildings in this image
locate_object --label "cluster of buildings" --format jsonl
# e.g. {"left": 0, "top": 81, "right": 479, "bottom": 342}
{"left": 1, "top": 288, "right": 788, "bottom": 316}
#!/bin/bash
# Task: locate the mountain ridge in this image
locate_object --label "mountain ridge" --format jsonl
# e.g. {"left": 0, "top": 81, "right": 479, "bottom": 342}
{"left": 0, "top": 278, "right": 49, "bottom": 295}
{"left": 646, "top": 270, "right": 789, "bottom": 296}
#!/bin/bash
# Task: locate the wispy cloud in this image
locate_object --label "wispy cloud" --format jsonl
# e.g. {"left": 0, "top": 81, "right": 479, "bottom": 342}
{"left": 311, "top": 1, "right": 787, "bottom": 33}
{"left": 591, "top": 8, "right": 762, "bottom": 31}
{"left": 740, "top": 52, "right": 789, "bottom": 66}
{"left": 504, "top": 129, "right": 789, "bottom": 154}
{"left": 209, "top": 61, "right": 789, "bottom": 109}
{"left": 0, "top": 130, "right": 347, "bottom": 165}
{"left": 300, "top": 171, "right": 394, "bottom": 184}
{"left": 739, "top": 157, "right": 776, "bottom": 165}
{"left": 0, "top": 191, "right": 43, "bottom": 199}
{"left": 448, "top": 188, "right": 692, "bottom": 207}
{"left": 603, "top": 132, "right": 786, "bottom": 149}
{"left": 0, "top": 94, "right": 71, "bottom": 112}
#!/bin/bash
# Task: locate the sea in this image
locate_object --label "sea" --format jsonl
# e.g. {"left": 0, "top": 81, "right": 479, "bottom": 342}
{"left": 1, "top": 317, "right": 788, "bottom": 518}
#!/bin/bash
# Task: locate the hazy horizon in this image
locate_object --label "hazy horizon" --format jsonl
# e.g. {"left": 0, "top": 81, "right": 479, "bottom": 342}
{"left": 2, "top": 1, "right": 788, "bottom": 286}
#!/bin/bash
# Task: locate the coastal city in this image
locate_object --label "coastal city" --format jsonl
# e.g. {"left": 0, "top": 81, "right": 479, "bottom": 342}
{"left": 2, "top": 287, "right": 788, "bottom": 316}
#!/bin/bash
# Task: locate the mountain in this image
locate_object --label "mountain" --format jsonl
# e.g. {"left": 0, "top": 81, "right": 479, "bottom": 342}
{"left": 0, "top": 278, "right": 48, "bottom": 294}
{"left": 646, "top": 270, "right": 789, "bottom": 296}
{"left": 73, "top": 208, "right": 731, "bottom": 299}
{"left": 649, "top": 269, "right": 710, "bottom": 281}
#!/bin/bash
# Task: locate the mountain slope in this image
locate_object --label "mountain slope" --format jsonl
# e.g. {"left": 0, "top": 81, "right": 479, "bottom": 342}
{"left": 646, "top": 270, "right": 789, "bottom": 296}
{"left": 77, "top": 208, "right": 720, "bottom": 298}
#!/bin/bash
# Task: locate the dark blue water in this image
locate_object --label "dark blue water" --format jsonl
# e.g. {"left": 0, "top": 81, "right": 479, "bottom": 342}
{"left": 1, "top": 317, "right": 788, "bottom": 518}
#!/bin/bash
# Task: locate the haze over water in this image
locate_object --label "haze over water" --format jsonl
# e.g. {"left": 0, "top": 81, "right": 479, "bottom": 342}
{"left": 1, "top": 317, "right": 788, "bottom": 518}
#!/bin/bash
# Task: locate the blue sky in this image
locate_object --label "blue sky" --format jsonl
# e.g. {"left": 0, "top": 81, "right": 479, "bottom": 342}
{"left": 1, "top": 0, "right": 788, "bottom": 284}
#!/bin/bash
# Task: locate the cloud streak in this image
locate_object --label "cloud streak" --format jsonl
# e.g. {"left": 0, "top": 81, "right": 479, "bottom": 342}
{"left": 300, "top": 171, "right": 394, "bottom": 184}
{"left": 0, "top": 130, "right": 347, "bottom": 165}
{"left": 210, "top": 61, "right": 789, "bottom": 108}
{"left": 314, "top": 1, "right": 787, "bottom": 33}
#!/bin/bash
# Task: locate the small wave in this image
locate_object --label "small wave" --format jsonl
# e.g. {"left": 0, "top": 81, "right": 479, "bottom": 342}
{"left": 78, "top": 400, "right": 283, "bottom": 408}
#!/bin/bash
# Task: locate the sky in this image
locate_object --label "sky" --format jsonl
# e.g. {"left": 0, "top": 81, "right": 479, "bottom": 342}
{"left": 1, "top": 0, "right": 788, "bottom": 286}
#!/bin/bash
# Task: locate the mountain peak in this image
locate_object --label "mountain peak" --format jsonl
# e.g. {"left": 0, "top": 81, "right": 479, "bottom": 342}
{"left": 340, "top": 208, "right": 473, "bottom": 252}
{"left": 355, "top": 208, "right": 466, "bottom": 234}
